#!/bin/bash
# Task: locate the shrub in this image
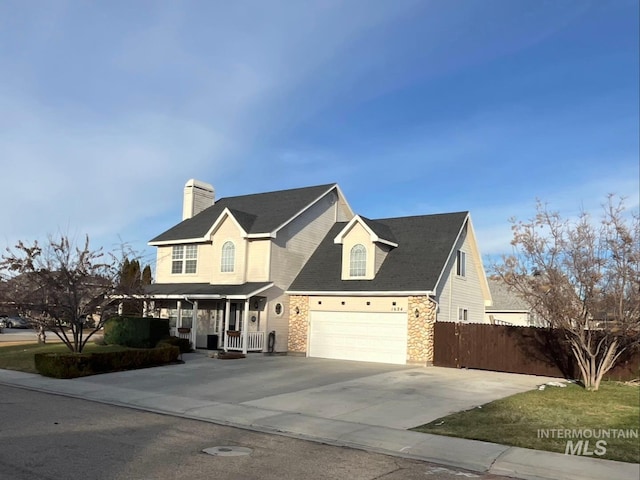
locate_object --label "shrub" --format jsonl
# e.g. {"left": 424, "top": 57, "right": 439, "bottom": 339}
{"left": 157, "top": 336, "right": 192, "bottom": 353}
{"left": 103, "top": 317, "right": 170, "bottom": 348}
{"left": 34, "top": 345, "right": 180, "bottom": 379}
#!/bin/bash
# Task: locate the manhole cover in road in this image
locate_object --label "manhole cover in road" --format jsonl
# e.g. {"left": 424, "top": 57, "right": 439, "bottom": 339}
{"left": 202, "top": 446, "right": 253, "bottom": 457}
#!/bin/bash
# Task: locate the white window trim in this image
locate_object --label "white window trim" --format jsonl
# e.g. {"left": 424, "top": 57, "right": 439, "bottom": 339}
{"left": 171, "top": 245, "right": 198, "bottom": 275}
{"left": 221, "top": 241, "right": 235, "bottom": 273}
{"left": 349, "top": 244, "right": 367, "bottom": 277}
{"left": 458, "top": 307, "right": 468, "bottom": 322}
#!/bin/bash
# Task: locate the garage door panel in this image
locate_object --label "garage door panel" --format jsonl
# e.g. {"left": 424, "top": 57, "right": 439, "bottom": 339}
{"left": 309, "top": 311, "right": 407, "bottom": 364}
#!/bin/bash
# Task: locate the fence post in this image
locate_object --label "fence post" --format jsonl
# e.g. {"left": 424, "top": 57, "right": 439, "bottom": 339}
{"left": 454, "top": 322, "right": 460, "bottom": 368}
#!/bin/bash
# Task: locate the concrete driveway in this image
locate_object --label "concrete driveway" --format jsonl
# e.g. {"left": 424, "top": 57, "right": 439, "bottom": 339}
{"left": 75, "top": 353, "right": 555, "bottom": 429}
{"left": 2, "top": 353, "right": 635, "bottom": 480}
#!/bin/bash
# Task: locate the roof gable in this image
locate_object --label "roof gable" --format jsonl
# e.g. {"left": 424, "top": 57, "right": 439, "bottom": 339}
{"left": 150, "top": 183, "right": 344, "bottom": 245}
{"left": 334, "top": 215, "right": 398, "bottom": 247}
{"left": 204, "top": 207, "right": 254, "bottom": 239}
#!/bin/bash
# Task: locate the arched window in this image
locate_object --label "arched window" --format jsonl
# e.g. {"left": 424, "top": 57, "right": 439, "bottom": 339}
{"left": 221, "top": 241, "right": 235, "bottom": 272}
{"left": 350, "top": 244, "right": 366, "bottom": 277}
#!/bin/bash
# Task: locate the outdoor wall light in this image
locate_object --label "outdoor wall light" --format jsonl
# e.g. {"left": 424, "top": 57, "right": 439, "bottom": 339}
{"left": 415, "top": 308, "right": 420, "bottom": 318}
{"left": 295, "top": 306, "right": 300, "bottom": 315}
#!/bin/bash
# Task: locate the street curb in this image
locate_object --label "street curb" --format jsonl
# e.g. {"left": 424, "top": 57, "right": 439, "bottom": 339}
{"left": 1, "top": 376, "right": 637, "bottom": 480}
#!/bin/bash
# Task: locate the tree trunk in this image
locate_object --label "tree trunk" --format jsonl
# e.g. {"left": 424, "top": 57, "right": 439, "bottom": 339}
{"left": 570, "top": 337, "right": 623, "bottom": 391}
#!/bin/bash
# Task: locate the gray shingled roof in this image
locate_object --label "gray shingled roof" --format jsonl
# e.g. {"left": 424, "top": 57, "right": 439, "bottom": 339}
{"left": 486, "top": 278, "right": 530, "bottom": 311}
{"left": 150, "top": 183, "right": 336, "bottom": 243}
{"left": 144, "top": 282, "right": 273, "bottom": 297}
{"left": 289, "top": 211, "right": 469, "bottom": 292}
{"left": 359, "top": 216, "right": 398, "bottom": 245}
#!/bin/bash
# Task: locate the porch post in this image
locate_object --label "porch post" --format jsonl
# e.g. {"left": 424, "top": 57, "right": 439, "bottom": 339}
{"left": 177, "top": 300, "right": 182, "bottom": 329}
{"left": 223, "top": 300, "right": 230, "bottom": 352}
{"left": 242, "top": 299, "right": 249, "bottom": 354}
{"left": 192, "top": 300, "right": 198, "bottom": 348}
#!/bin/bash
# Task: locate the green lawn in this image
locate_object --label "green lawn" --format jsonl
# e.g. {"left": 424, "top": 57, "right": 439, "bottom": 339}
{"left": 0, "top": 342, "right": 130, "bottom": 374}
{"left": 412, "top": 382, "right": 640, "bottom": 463}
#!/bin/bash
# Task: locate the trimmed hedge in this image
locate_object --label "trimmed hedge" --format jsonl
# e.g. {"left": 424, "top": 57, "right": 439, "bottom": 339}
{"left": 34, "top": 345, "right": 180, "bottom": 379}
{"left": 103, "top": 317, "right": 170, "bottom": 348}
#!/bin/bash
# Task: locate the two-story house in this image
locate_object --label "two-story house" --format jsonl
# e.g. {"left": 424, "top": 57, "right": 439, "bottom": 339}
{"left": 145, "top": 180, "right": 354, "bottom": 353}
{"left": 144, "top": 180, "right": 491, "bottom": 365}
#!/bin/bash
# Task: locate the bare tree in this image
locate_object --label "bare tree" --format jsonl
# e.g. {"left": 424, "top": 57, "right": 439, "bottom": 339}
{"left": 494, "top": 195, "right": 640, "bottom": 391}
{"left": 0, "top": 235, "right": 140, "bottom": 353}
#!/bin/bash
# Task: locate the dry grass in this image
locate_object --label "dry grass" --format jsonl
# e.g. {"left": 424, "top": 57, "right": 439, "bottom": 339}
{"left": 412, "top": 382, "right": 640, "bottom": 463}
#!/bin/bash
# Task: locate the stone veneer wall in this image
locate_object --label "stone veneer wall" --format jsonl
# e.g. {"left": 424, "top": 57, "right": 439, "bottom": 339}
{"left": 407, "top": 295, "right": 437, "bottom": 364}
{"left": 288, "top": 295, "right": 309, "bottom": 353}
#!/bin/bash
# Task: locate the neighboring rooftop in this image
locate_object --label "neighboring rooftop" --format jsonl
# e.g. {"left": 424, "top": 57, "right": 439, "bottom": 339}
{"left": 486, "top": 278, "right": 530, "bottom": 311}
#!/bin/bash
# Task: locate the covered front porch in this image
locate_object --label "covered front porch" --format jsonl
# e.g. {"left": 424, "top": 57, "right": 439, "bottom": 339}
{"left": 143, "top": 282, "right": 273, "bottom": 354}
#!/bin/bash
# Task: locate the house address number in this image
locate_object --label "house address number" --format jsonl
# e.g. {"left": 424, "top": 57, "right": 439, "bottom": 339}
{"left": 391, "top": 306, "right": 405, "bottom": 312}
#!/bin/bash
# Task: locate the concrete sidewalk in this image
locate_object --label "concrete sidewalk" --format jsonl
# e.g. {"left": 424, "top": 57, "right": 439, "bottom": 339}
{"left": 0, "top": 359, "right": 637, "bottom": 480}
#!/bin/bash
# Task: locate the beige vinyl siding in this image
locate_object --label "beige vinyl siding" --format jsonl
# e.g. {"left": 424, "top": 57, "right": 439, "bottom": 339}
{"left": 155, "top": 243, "right": 213, "bottom": 284}
{"left": 269, "top": 190, "right": 352, "bottom": 347}
{"left": 375, "top": 243, "right": 391, "bottom": 275}
{"left": 210, "top": 214, "right": 247, "bottom": 285}
{"left": 336, "top": 196, "right": 353, "bottom": 222}
{"left": 155, "top": 246, "right": 173, "bottom": 283}
{"left": 246, "top": 239, "right": 270, "bottom": 281}
{"left": 270, "top": 190, "right": 345, "bottom": 289}
{"left": 265, "top": 292, "right": 289, "bottom": 352}
{"left": 436, "top": 226, "right": 487, "bottom": 323}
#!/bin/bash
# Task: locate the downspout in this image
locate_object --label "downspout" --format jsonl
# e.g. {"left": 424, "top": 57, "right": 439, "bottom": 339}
{"left": 430, "top": 297, "right": 439, "bottom": 321}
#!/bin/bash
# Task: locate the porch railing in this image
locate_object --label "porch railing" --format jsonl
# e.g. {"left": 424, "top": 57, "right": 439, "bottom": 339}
{"left": 226, "top": 331, "right": 265, "bottom": 352}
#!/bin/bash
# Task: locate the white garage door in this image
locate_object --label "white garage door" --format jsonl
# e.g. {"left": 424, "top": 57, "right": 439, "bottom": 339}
{"left": 308, "top": 311, "right": 408, "bottom": 364}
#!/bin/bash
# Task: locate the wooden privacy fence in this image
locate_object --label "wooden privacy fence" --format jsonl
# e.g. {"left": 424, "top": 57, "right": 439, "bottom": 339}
{"left": 433, "top": 322, "right": 639, "bottom": 381}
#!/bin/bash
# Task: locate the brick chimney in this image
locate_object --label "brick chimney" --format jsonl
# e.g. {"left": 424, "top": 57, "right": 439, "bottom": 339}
{"left": 182, "top": 179, "right": 214, "bottom": 220}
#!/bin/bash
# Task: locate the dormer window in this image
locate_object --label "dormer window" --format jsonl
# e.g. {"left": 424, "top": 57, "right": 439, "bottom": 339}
{"left": 221, "top": 241, "right": 235, "bottom": 272}
{"left": 172, "top": 245, "right": 197, "bottom": 274}
{"left": 350, "top": 244, "right": 367, "bottom": 277}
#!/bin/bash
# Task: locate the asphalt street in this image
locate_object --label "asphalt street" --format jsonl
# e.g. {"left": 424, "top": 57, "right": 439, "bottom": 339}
{"left": 0, "top": 385, "right": 512, "bottom": 480}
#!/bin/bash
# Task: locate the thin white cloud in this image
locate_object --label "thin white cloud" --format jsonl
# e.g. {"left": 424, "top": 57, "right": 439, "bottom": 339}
{"left": 0, "top": 93, "right": 225, "bottom": 250}
{"left": 0, "top": 0, "right": 635, "bottom": 262}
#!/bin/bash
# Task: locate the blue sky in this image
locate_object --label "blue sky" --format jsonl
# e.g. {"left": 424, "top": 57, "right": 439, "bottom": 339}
{"left": 1, "top": 0, "right": 638, "bottom": 268}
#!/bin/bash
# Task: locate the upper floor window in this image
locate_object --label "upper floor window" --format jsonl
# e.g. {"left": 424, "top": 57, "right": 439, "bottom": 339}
{"left": 458, "top": 307, "right": 468, "bottom": 321}
{"left": 350, "top": 244, "right": 366, "bottom": 277}
{"left": 172, "top": 245, "right": 197, "bottom": 274}
{"left": 456, "top": 250, "right": 466, "bottom": 277}
{"left": 221, "top": 241, "right": 235, "bottom": 272}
